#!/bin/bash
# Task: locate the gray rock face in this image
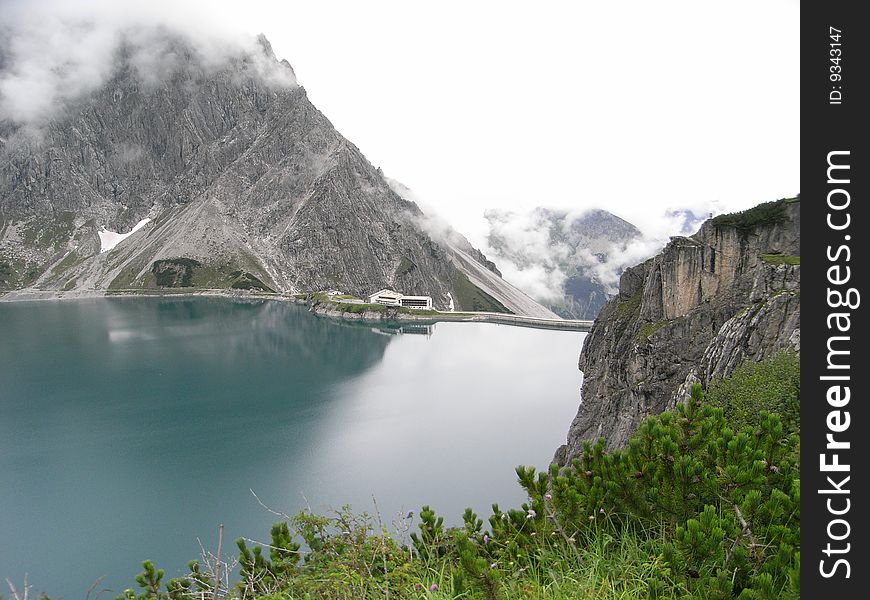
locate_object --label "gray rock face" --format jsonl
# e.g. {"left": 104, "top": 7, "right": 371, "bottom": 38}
{"left": 555, "top": 200, "right": 800, "bottom": 462}
{"left": 0, "top": 31, "right": 555, "bottom": 317}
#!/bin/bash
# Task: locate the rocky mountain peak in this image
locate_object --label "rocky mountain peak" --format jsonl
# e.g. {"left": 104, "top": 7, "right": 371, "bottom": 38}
{"left": 255, "top": 33, "right": 275, "bottom": 56}
{"left": 0, "top": 29, "right": 554, "bottom": 317}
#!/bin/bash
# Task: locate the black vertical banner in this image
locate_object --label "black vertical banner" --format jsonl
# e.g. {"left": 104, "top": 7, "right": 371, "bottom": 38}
{"left": 802, "top": 3, "right": 868, "bottom": 597}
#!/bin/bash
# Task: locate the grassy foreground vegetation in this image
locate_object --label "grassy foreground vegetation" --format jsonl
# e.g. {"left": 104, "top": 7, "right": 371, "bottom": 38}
{"left": 5, "top": 354, "right": 799, "bottom": 600}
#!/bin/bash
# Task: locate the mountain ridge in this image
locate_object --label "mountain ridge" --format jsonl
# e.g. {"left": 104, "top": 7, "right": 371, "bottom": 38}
{"left": 0, "top": 30, "right": 556, "bottom": 318}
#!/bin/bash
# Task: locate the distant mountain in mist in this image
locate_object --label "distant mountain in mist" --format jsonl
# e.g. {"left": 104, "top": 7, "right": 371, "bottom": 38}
{"left": 485, "top": 207, "right": 643, "bottom": 319}
{"left": 666, "top": 208, "right": 710, "bottom": 235}
{"left": 0, "top": 29, "right": 556, "bottom": 317}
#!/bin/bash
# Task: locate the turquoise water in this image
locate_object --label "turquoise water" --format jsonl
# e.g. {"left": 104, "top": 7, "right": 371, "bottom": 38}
{"left": 0, "top": 298, "right": 584, "bottom": 596}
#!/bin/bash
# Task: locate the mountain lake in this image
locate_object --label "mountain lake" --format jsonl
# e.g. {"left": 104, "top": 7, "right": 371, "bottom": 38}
{"left": 0, "top": 297, "right": 585, "bottom": 596}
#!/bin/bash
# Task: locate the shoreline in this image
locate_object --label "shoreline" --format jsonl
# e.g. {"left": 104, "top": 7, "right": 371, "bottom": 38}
{"left": 0, "top": 287, "right": 293, "bottom": 304}
{"left": 0, "top": 288, "right": 593, "bottom": 331}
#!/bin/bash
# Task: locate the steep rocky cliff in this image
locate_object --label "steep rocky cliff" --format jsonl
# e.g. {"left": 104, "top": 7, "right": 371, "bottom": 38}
{"left": 555, "top": 199, "right": 800, "bottom": 461}
{"left": 0, "top": 30, "right": 556, "bottom": 317}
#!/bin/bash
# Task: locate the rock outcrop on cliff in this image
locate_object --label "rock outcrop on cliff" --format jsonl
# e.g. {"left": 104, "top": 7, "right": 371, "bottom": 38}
{"left": 555, "top": 199, "right": 800, "bottom": 461}
{"left": 0, "top": 30, "right": 556, "bottom": 317}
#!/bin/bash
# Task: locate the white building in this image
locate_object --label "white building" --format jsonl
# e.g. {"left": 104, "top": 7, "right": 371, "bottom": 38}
{"left": 368, "top": 289, "right": 433, "bottom": 310}
{"left": 368, "top": 289, "right": 402, "bottom": 305}
{"left": 398, "top": 295, "right": 433, "bottom": 309}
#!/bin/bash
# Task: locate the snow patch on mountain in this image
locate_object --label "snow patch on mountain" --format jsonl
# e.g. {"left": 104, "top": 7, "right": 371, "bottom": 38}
{"left": 98, "top": 218, "right": 151, "bottom": 253}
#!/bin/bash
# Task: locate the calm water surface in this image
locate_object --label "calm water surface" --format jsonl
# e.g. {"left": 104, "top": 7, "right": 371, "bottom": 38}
{"left": 0, "top": 298, "right": 584, "bottom": 596}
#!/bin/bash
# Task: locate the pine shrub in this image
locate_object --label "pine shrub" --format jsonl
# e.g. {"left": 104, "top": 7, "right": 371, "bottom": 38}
{"left": 95, "top": 356, "right": 800, "bottom": 599}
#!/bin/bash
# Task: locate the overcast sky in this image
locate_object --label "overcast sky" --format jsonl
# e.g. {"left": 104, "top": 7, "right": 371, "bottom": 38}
{"left": 2, "top": 0, "right": 800, "bottom": 245}
{"left": 239, "top": 0, "right": 801, "bottom": 242}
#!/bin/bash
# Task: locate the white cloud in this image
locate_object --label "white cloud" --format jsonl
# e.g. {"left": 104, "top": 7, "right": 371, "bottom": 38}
{"left": 0, "top": 0, "right": 295, "bottom": 127}
{"left": 497, "top": 262, "right": 568, "bottom": 303}
{"left": 481, "top": 203, "right": 716, "bottom": 301}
